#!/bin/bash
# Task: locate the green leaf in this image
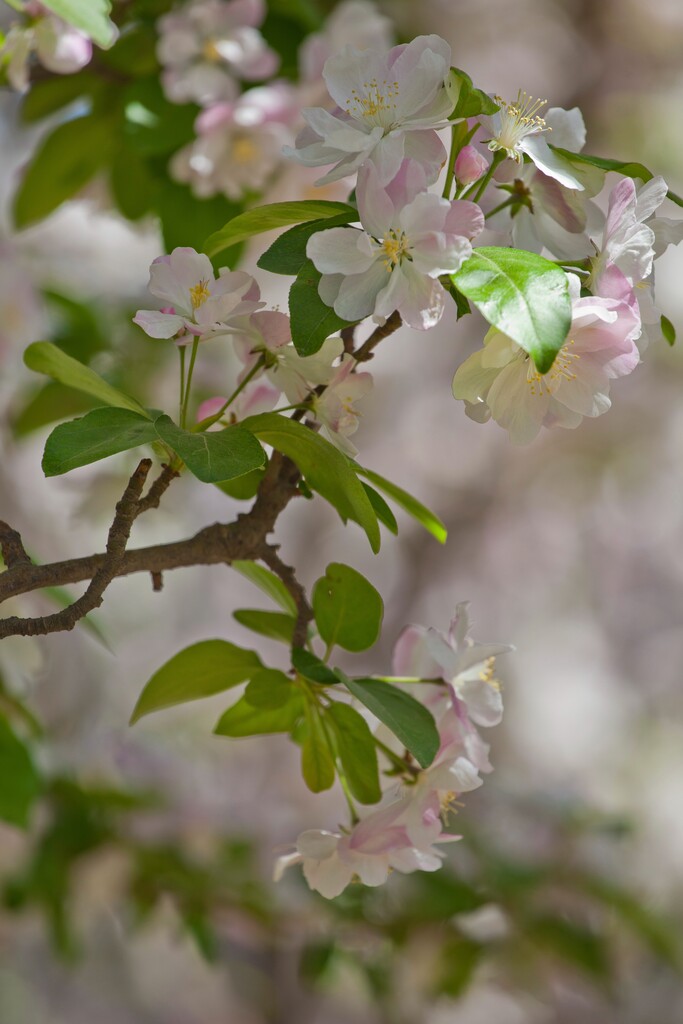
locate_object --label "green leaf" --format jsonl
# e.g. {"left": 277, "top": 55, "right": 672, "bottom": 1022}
{"left": 312, "top": 563, "right": 383, "bottom": 653}
{"left": 154, "top": 416, "right": 266, "bottom": 483}
{"left": 245, "top": 668, "right": 292, "bottom": 709}
{"left": 661, "top": 314, "right": 676, "bottom": 346}
{"left": 447, "top": 279, "right": 472, "bottom": 320}
{"left": 215, "top": 466, "right": 265, "bottom": 500}
{"left": 130, "top": 640, "right": 262, "bottom": 723}
{"left": 38, "top": 0, "right": 116, "bottom": 47}
{"left": 327, "top": 703, "right": 381, "bottom": 804}
{"left": 13, "top": 115, "right": 116, "bottom": 228}
{"left": 0, "top": 716, "right": 42, "bottom": 828}
{"left": 289, "top": 258, "right": 356, "bottom": 356}
{"left": 550, "top": 147, "right": 683, "bottom": 208}
{"left": 204, "top": 201, "right": 358, "bottom": 263}
{"left": 447, "top": 66, "right": 499, "bottom": 119}
{"left": 341, "top": 675, "right": 440, "bottom": 769}
{"left": 356, "top": 466, "right": 447, "bottom": 544}
{"left": 233, "top": 609, "right": 296, "bottom": 644}
{"left": 42, "top": 407, "right": 158, "bottom": 476}
{"left": 362, "top": 483, "right": 398, "bottom": 535}
{"left": 231, "top": 560, "right": 298, "bottom": 615}
{"left": 257, "top": 213, "right": 357, "bottom": 276}
{"left": 214, "top": 691, "right": 304, "bottom": 737}
{"left": 451, "top": 246, "right": 571, "bottom": 374}
{"left": 302, "top": 704, "right": 335, "bottom": 793}
{"left": 527, "top": 915, "right": 609, "bottom": 980}
{"left": 110, "top": 147, "right": 158, "bottom": 221}
{"left": 242, "top": 414, "right": 380, "bottom": 552}
{"left": 24, "top": 342, "right": 148, "bottom": 416}
{"left": 436, "top": 937, "right": 483, "bottom": 997}
{"left": 291, "top": 648, "right": 339, "bottom": 686}
{"left": 20, "top": 72, "right": 101, "bottom": 123}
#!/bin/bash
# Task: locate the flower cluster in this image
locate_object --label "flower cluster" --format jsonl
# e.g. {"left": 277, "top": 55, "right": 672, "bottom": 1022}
{"left": 276, "top": 605, "right": 511, "bottom": 898}
{"left": 0, "top": 1, "right": 92, "bottom": 91}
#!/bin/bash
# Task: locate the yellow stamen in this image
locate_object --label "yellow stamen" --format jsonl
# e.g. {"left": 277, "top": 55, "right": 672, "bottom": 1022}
{"left": 346, "top": 78, "right": 399, "bottom": 125}
{"left": 189, "top": 280, "right": 211, "bottom": 310}
{"left": 380, "top": 228, "right": 411, "bottom": 271}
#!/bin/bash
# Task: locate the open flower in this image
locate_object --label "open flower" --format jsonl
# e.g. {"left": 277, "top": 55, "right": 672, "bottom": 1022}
{"left": 452, "top": 281, "right": 641, "bottom": 443}
{"left": 1, "top": 4, "right": 92, "bottom": 92}
{"left": 299, "top": 0, "right": 394, "bottom": 85}
{"left": 307, "top": 160, "right": 484, "bottom": 330}
{"left": 133, "top": 247, "right": 264, "bottom": 342}
{"left": 157, "top": 0, "right": 278, "bottom": 107}
{"left": 309, "top": 355, "right": 373, "bottom": 456}
{"left": 285, "top": 34, "right": 453, "bottom": 185}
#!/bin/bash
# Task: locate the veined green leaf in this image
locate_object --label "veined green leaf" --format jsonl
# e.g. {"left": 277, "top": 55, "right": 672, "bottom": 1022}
{"left": 214, "top": 691, "right": 304, "bottom": 737}
{"left": 154, "top": 416, "right": 266, "bottom": 483}
{"left": 233, "top": 609, "right": 296, "bottom": 644}
{"left": 203, "top": 201, "right": 357, "bottom": 260}
{"left": 341, "top": 674, "right": 440, "bottom": 769}
{"left": 327, "top": 702, "right": 381, "bottom": 804}
{"left": 312, "top": 562, "right": 383, "bottom": 653}
{"left": 24, "top": 342, "right": 148, "bottom": 416}
{"left": 289, "top": 258, "right": 356, "bottom": 356}
{"left": 302, "top": 703, "right": 335, "bottom": 793}
{"left": 42, "top": 407, "right": 158, "bottom": 476}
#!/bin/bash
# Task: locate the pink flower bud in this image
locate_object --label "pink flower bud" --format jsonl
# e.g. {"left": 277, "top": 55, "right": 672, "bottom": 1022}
{"left": 454, "top": 145, "right": 489, "bottom": 186}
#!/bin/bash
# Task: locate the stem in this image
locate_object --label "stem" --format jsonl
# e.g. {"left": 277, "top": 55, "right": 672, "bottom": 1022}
{"left": 319, "top": 703, "right": 359, "bottom": 825}
{"left": 472, "top": 151, "right": 505, "bottom": 204}
{"left": 178, "top": 346, "right": 186, "bottom": 425}
{"left": 485, "top": 196, "right": 516, "bottom": 220}
{"left": 192, "top": 357, "right": 265, "bottom": 433}
{"left": 180, "top": 338, "right": 200, "bottom": 430}
{"left": 442, "top": 124, "right": 460, "bottom": 199}
{"left": 374, "top": 736, "right": 415, "bottom": 774}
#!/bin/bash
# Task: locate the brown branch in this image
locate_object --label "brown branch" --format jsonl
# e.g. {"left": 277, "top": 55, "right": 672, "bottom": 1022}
{"left": 353, "top": 311, "right": 402, "bottom": 363}
{"left": 136, "top": 463, "right": 180, "bottom": 514}
{"left": 0, "top": 522, "right": 31, "bottom": 569}
{"left": 259, "top": 545, "right": 313, "bottom": 648}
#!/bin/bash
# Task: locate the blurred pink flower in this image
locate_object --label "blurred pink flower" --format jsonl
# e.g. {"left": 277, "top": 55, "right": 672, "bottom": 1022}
{"left": 1, "top": 5, "right": 92, "bottom": 92}
{"left": 299, "top": 0, "right": 394, "bottom": 83}
{"left": 310, "top": 354, "right": 373, "bottom": 456}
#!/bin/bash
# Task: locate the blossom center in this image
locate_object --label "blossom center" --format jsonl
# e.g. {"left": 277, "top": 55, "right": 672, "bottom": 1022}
{"left": 478, "top": 656, "right": 501, "bottom": 690}
{"left": 203, "top": 39, "right": 222, "bottom": 62}
{"left": 189, "top": 280, "right": 212, "bottom": 310}
{"left": 346, "top": 79, "right": 399, "bottom": 129}
{"left": 232, "top": 135, "right": 259, "bottom": 164}
{"left": 489, "top": 90, "right": 549, "bottom": 162}
{"left": 380, "top": 228, "right": 411, "bottom": 271}
{"left": 525, "top": 340, "right": 580, "bottom": 396}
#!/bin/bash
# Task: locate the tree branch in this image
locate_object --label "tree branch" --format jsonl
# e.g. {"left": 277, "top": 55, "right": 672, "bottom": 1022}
{"left": 259, "top": 545, "right": 313, "bottom": 648}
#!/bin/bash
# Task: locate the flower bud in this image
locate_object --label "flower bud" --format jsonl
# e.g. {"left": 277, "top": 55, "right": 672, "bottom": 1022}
{"left": 454, "top": 145, "right": 489, "bottom": 186}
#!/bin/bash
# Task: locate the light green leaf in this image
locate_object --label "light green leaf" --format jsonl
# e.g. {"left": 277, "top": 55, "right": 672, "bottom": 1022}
{"left": 233, "top": 609, "right": 296, "bottom": 644}
{"left": 291, "top": 648, "right": 339, "bottom": 686}
{"left": 327, "top": 702, "right": 381, "bottom": 804}
{"left": 38, "top": 0, "right": 116, "bottom": 48}
{"left": 362, "top": 483, "right": 398, "bottom": 535}
{"left": 214, "top": 692, "right": 305, "bottom": 737}
{"left": 661, "top": 314, "right": 676, "bottom": 346}
{"left": 550, "top": 147, "right": 683, "bottom": 208}
{"left": 257, "top": 213, "right": 357, "bottom": 276}
{"left": 13, "top": 114, "right": 116, "bottom": 227}
{"left": 24, "top": 342, "right": 148, "bottom": 416}
{"left": 341, "top": 674, "right": 440, "bottom": 769}
{"left": 451, "top": 247, "right": 571, "bottom": 374}
{"left": 357, "top": 466, "right": 447, "bottom": 544}
{"left": 447, "top": 67, "right": 499, "bottom": 119}
{"left": 155, "top": 415, "right": 266, "bottom": 483}
{"left": 244, "top": 668, "right": 292, "bottom": 709}
{"left": 302, "top": 704, "right": 335, "bottom": 793}
{"left": 231, "top": 561, "right": 298, "bottom": 614}
{"left": 42, "top": 407, "right": 158, "bottom": 476}
{"left": 242, "top": 413, "right": 380, "bottom": 552}
{"left": 0, "top": 716, "right": 42, "bottom": 828}
{"left": 312, "top": 562, "right": 383, "bottom": 653}
{"left": 130, "top": 640, "right": 262, "bottom": 723}
{"left": 289, "top": 258, "right": 356, "bottom": 356}
{"left": 203, "top": 201, "right": 357, "bottom": 260}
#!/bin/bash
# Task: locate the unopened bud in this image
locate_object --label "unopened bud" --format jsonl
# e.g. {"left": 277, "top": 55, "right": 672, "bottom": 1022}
{"left": 454, "top": 145, "right": 489, "bottom": 186}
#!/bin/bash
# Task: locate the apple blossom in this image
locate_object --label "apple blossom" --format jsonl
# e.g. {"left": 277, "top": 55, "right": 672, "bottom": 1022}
{"left": 299, "top": 0, "right": 394, "bottom": 85}
{"left": 133, "top": 247, "right": 264, "bottom": 342}
{"left": 309, "top": 354, "right": 373, "bottom": 456}
{"left": 452, "top": 283, "right": 641, "bottom": 444}
{"left": 284, "top": 34, "right": 453, "bottom": 186}
{"left": 307, "top": 160, "right": 484, "bottom": 330}
{"left": 195, "top": 379, "right": 279, "bottom": 424}
{"left": 157, "top": 0, "right": 279, "bottom": 107}
{"left": 1, "top": 5, "right": 92, "bottom": 92}
{"left": 454, "top": 145, "right": 489, "bottom": 187}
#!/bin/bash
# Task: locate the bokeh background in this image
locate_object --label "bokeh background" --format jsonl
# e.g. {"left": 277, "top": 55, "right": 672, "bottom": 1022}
{"left": 1, "top": 0, "right": 683, "bottom": 1021}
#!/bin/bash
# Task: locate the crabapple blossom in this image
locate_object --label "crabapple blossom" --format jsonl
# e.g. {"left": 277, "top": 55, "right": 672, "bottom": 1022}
{"left": 299, "top": 0, "right": 394, "bottom": 85}
{"left": 170, "top": 85, "right": 296, "bottom": 200}
{"left": 480, "top": 92, "right": 585, "bottom": 190}
{"left": 452, "top": 281, "right": 641, "bottom": 444}
{"left": 1, "top": 4, "right": 92, "bottom": 92}
{"left": 157, "top": 0, "right": 278, "bottom": 107}
{"left": 454, "top": 145, "right": 489, "bottom": 187}
{"left": 309, "top": 354, "right": 373, "bottom": 456}
{"left": 195, "top": 380, "right": 279, "bottom": 424}
{"left": 284, "top": 34, "right": 453, "bottom": 185}
{"left": 307, "top": 160, "right": 484, "bottom": 330}
{"left": 133, "top": 247, "right": 264, "bottom": 342}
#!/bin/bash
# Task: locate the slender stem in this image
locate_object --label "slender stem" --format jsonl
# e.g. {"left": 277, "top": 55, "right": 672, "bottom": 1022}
{"left": 178, "top": 346, "right": 186, "bottom": 425}
{"left": 485, "top": 196, "right": 516, "bottom": 220}
{"left": 442, "top": 124, "right": 460, "bottom": 200}
{"left": 374, "top": 735, "right": 415, "bottom": 775}
{"left": 180, "top": 338, "right": 200, "bottom": 429}
{"left": 472, "top": 151, "right": 505, "bottom": 204}
{"left": 192, "top": 356, "right": 265, "bottom": 433}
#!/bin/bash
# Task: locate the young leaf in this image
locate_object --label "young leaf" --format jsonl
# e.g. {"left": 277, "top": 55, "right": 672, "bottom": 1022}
{"left": 233, "top": 609, "right": 296, "bottom": 644}
{"left": 289, "top": 259, "right": 356, "bottom": 357}
{"left": 24, "top": 342, "right": 148, "bottom": 415}
{"left": 362, "top": 483, "right": 398, "bottom": 535}
{"left": 38, "top": 0, "right": 116, "bottom": 48}
{"left": 661, "top": 314, "right": 676, "bottom": 346}
{"left": 242, "top": 413, "right": 380, "bottom": 552}
{"left": 214, "top": 691, "right": 304, "bottom": 736}
{"left": 0, "top": 716, "right": 42, "bottom": 828}
{"left": 231, "top": 560, "right": 298, "bottom": 614}
{"left": 13, "top": 115, "right": 116, "bottom": 227}
{"left": 258, "top": 214, "right": 357, "bottom": 276}
{"left": 42, "top": 407, "right": 159, "bottom": 476}
{"left": 203, "top": 201, "right": 357, "bottom": 260}
{"left": 340, "top": 674, "right": 440, "bottom": 768}
{"left": 245, "top": 668, "right": 292, "bottom": 709}
{"left": 327, "top": 702, "right": 381, "bottom": 804}
{"left": 302, "top": 704, "right": 335, "bottom": 793}
{"left": 154, "top": 416, "right": 266, "bottom": 483}
{"left": 130, "top": 640, "right": 262, "bottom": 723}
{"left": 447, "top": 67, "right": 499, "bottom": 119}
{"left": 451, "top": 247, "right": 571, "bottom": 374}
{"left": 312, "top": 563, "right": 383, "bottom": 653}
{"left": 356, "top": 466, "right": 447, "bottom": 544}
{"left": 291, "top": 648, "right": 339, "bottom": 686}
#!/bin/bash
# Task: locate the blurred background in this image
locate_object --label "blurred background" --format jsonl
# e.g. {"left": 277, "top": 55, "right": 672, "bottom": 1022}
{"left": 1, "top": 0, "right": 683, "bottom": 1021}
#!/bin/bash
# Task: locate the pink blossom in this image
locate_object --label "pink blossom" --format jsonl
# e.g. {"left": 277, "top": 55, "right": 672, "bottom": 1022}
{"left": 1, "top": 8, "right": 92, "bottom": 92}
{"left": 454, "top": 145, "right": 489, "bottom": 186}
{"left": 299, "top": 0, "right": 394, "bottom": 84}
{"left": 310, "top": 355, "right": 373, "bottom": 456}
{"left": 307, "top": 159, "right": 484, "bottom": 330}
{"left": 195, "top": 380, "right": 279, "bottom": 425}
